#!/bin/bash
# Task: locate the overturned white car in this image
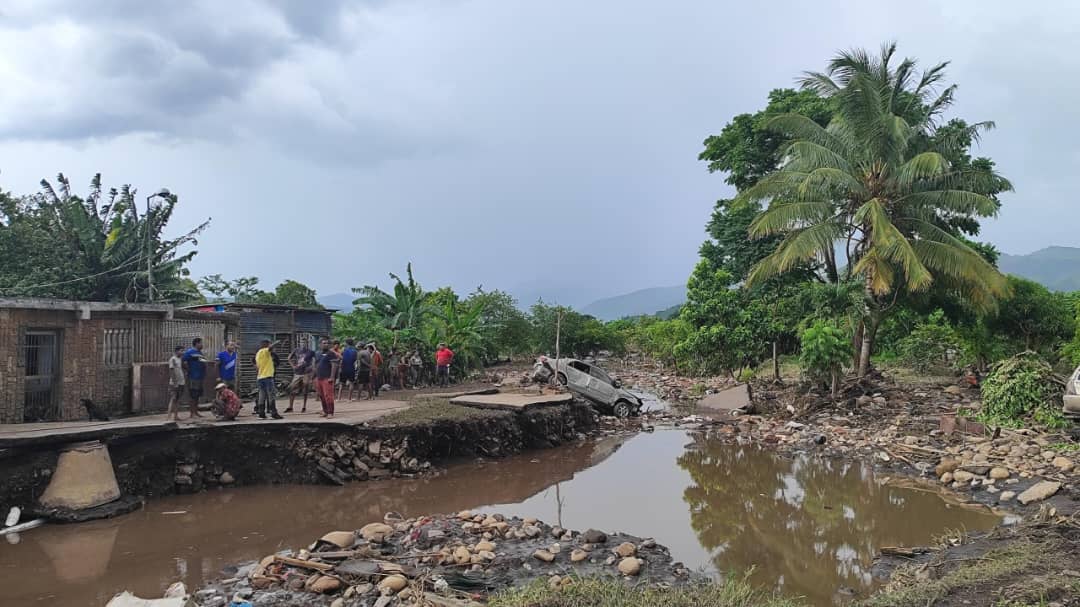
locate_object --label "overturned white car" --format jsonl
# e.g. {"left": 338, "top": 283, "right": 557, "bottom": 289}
{"left": 531, "top": 356, "right": 643, "bottom": 418}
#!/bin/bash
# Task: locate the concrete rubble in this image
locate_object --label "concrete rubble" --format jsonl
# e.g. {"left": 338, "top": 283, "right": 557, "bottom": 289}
{"left": 189, "top": 511, "right": 692, "bottom": 606}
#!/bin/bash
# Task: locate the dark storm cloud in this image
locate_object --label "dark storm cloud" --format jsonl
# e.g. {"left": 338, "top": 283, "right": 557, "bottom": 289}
{"left": 1, "top": 0, "right": 1078, "bottom": 302}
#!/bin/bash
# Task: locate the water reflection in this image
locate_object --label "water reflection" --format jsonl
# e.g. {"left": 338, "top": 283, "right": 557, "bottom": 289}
{"left": 0, "top": 431, "right": 1000, "bottom": 607}
{"left": 0, "top": 436, "right": 629, "bottom": 607}
{"left": 678, "top": 433, "right": 999, "bottom": 603}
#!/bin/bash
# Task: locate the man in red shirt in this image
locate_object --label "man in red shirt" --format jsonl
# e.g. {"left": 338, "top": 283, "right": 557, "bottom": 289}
{"left": 435, "top": 343, "right": 454, "bottom": 387}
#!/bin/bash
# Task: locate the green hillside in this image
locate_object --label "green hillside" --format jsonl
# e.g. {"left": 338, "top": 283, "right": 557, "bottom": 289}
{"left": 998, "top": 247, "right": 1080, "bottom": 291}
{"left": 581, "top": 285, "right": 686, "bottom": 320}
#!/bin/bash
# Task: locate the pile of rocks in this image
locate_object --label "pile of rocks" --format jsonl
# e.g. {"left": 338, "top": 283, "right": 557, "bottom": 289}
{"left": 689, "top": 381, "right": 1079, "bottom": 512}
{"left": 194, "top": 511, "right": 691, "bottom": 607}
{"left": 292, "top": 436, "right": 431, "bottom": 486}
{"left": 174, "top": 460, "right": 236, "bottom": 493}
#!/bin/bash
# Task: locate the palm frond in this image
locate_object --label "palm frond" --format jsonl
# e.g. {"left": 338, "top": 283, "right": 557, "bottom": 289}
{"left": 749, "top": 201, "right": 835, "bottom": 237}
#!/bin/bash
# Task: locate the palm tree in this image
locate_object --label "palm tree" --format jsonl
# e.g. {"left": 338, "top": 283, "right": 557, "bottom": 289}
{"left": 352, "top": 263, "right": 438, "bottom": 332}
{"left": 740, "top": 43, "right": 1011, "bottom": 376}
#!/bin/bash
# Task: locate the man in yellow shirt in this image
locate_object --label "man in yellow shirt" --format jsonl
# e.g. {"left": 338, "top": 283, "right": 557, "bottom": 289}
{"left": 255, "top": 338, "right": 283, "bottom": 419}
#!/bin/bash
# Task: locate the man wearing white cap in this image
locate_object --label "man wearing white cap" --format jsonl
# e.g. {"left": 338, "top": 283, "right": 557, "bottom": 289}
{"left": 213, "top": 382, "right": 242, "bottom": 421}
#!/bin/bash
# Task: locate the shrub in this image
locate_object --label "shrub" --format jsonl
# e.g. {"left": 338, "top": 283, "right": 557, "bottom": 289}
{"left": 979, "top": 352, "right": 1066, "bottom": 429}
{"left": 800, "top": 321, "right": 850, "bottom": 397}
{"left": 897, "top": 310, "right": 963, "bottom": 373}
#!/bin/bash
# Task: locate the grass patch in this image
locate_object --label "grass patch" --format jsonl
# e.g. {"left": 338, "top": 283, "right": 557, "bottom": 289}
{"left": 1050, "top": 441, "right": 1080, "bottom": 453}
{"left": 858, "top": 539, "right": 1051, "bottom": 607}
{"left": 489, "top": 576, "right": 803, "bottom": 607}
{"left": 372, "top": 396, "right": 505, "bottom": 427}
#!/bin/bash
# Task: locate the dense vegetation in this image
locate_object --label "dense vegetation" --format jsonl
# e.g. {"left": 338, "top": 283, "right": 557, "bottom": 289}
{"left": 0, "top": 174, "right": 207, "bottom": 302}
{"left": 4, "top": 44, "right": 1077, "bottom": 429}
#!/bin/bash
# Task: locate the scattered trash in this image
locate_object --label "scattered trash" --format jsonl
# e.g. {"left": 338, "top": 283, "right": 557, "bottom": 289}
{"left": 5, "top": 506, "right": 20, "bottom": 527}
{"left": 0, "top": 517, "right": 44, "bottom": 536}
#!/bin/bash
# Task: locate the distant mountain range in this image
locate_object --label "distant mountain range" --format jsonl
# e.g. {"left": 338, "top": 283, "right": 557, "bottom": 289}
{"left": 999, "top": 246, "right": 1080, "bottom": 292}
{"left": 318, "top": 292, "right": 355, "bottom": 310}
{"left": 581, "top": 285, "right": 686, "bottom": 320}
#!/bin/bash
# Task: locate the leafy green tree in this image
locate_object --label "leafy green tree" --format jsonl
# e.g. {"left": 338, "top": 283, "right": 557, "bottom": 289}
{"left": 700, "top": 88, "right": 834, "bottom": 191}
{"left": 988, "top": 276, "right": 1072, "bottom": 354}
{"left": 0, "top": 173, "right": 208, "bottom": 302}
{"left": 800, "top": 321, "right": 851, "bottom": 397}
{"left": 897, "top": 309, "right": 962, "bottom": 373}
{"left": 741, "top": 44, "right": 1011, "bottom": 376}
{"left": 677, "top": 260, "right": 768, "bottom": 376}
{"left": 529, "top": 303, "right": 613, "bottom": 358}
{"left": 270, "top": 279, "right": 320, "bottom": 308}
{"left": 466, "top": 288, "right": 531, "bottom": 359}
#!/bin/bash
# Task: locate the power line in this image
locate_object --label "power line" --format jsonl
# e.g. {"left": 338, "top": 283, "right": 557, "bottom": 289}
{"left": 0, "top": 254, "right": 145, "bottom": 294}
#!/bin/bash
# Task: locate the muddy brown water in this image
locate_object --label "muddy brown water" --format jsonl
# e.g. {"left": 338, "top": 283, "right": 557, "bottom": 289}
{"left": 0, "top": 430, "right": 1000, "bottom": 606}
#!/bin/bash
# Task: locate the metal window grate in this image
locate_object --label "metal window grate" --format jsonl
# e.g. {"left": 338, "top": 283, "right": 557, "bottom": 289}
{"left": 103, "top": 328, "right": 133, "bottom": 367}
{"left": 24, "top": 330, "right": 61, "bottom": 422}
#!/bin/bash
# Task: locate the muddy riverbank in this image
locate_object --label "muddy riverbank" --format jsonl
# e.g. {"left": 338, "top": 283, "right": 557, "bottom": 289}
{"left": 1, "top": 430, "right": 1004, "bottom": 606}
{"left": 0, "top": 400, "right": 597, "bottom": 515}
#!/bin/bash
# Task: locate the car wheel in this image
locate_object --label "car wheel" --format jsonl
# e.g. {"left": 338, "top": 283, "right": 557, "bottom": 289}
{"left": 556, "top": 372, "right": 567, "bottom": 386}
{"left": 613, "top": 400, "right": 632, "bottom": 418}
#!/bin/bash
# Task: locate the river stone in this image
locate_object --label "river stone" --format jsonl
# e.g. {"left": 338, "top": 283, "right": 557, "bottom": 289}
{"left": 617, "top": 557, "right": 642, "bottom": 576}
{"left": 454, "top": 546, "right": 472, "bottom": 564}
{"left": 312, "top": 576, "right": 342, "bottom": 594}
{"left": 321, "top": 531, "right": 356, "bottom": 549}
{"left": 330, "top": 599, "right": 345, "bottom": 607}
{"left": 940, "top": 472, "right": 954, "bottom": 484}
{"left": 378, "top": 574, "right": 408, "bottom": 594}
{"left": 336, "top": 560, "right": 380, "bottom": 578}
{"left": 478, "top": 550, "right": 496, "bottom": 561}
{"left": 1018, "top": 481, "right": 1062, "bottom": 505}
{"left": 361, "top": 522, "right": 395, "bottom": 543}
{"left": 475, "top": 540, "right": 496, "bottom": 552}
{"left": 999, "top": 490, "right": 1017, "bottom": 502}
{"left": 989, "top": 467, "right": 1010, "bottom": 480}
{"left": 614, "top": 542, "right": 637, "bottom": 558}
{"left": 962, "top": 465, "right": 991, "bottom": 476}
{"left": 952, "top": 470, "right": 975, "bottom": 483}
{"left": 533, "top": 549, "right": 556, "bottom": 562}
{"left": 582, "top": 529, "right": 608, "bottom": 544}
{"left": 522, "top": 525, "right": 542, "bottom": 538}
{"left": 571, "top": 549, "right": 589, "bottom": 563}
{"left": 1053, "top": 457, "right": 1075, "bottom": 472}
{"left": 935, "top": 458, "right": 960, "bottom": 476}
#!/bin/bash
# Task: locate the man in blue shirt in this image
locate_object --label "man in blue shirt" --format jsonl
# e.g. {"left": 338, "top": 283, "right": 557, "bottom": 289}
{"left": 337, "top": 338, "right": 359, "bottom": 402}
{"left": 183, "top": 337, "right": 207, "bottom": 418}
{"left": 217, "top": 341, "right": 239, "bottom": 392}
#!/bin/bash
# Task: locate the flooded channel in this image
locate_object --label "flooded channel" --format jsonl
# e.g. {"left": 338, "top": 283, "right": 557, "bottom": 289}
{"left": 0, "top": 430, "right": 1000, "bottom": 606}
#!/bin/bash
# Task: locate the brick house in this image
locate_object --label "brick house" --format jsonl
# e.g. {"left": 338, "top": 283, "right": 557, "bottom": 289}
{"left": 0, "top": 298, "right": 237, "bottom": 423}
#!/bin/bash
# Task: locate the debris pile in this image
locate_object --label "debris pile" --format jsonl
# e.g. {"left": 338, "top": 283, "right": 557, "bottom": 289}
{"left": 194, "top": 511, "right": 691, "bottom": 606}
{"left": 691, "top": 378, "right": 1079, "bottom": 513}
{"left": 291, "top": 436, "right": 431, "bottom": 486}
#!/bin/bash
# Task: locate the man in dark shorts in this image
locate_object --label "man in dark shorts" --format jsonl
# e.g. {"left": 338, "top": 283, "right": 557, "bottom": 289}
{"left": 182, "top": 337, "right": 207, "bottom": 418}
{"left": 285, "top": 342, "right": 316, "bottom": 413}
{"left": 337, "top": 338, "right": 359, "bottom": 401}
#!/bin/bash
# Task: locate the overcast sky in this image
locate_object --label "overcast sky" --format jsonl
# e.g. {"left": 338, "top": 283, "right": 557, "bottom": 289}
{"left": 1, "top": 1, "right": 1076, "bottom": 307}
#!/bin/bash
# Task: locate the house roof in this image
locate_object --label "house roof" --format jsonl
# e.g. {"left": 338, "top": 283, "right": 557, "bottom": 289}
{"left": 0, "top": 297, "right": 175, "bottom": 317}
{"left": 182, "top": 302, "right": 338, "bottom": 314}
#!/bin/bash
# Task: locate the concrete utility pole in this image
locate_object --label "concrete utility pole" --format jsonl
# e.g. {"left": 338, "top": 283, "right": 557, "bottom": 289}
{"left": 145, "top": 189, "right": 170, "bottom": 302}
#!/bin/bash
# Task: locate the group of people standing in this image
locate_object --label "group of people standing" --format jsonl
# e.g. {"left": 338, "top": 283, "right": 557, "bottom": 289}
{"left": 166, "top": 337, "right": 241, "bottom": 422}
{"left": 165, "top": 335, "right": 456, "bottom": 422}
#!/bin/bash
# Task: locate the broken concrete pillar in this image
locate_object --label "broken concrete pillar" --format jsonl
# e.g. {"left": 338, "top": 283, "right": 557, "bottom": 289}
{"left": 39, "top": 440, "right": 121, "bottom": 510}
